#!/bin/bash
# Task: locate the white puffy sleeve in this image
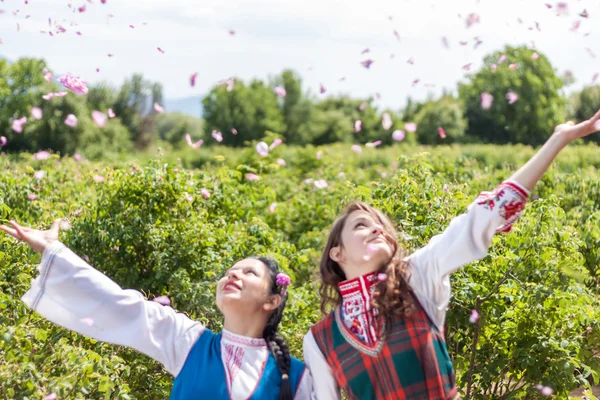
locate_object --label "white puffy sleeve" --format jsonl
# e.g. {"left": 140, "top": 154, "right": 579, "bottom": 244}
{"left": 21, "top": 241, "right": 205, "bottom": 377}
{"left": 302, "top": 331, "right": 341, "bottom": 400}
{"left": 406, "top": 180, "right": 530, "bottom": 330}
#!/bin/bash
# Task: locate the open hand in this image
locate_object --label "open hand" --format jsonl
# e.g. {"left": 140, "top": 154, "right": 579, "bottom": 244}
{"left": 553, "top": 109, "right": 600, "bottom": 142}
{"left": 0, "top": 219, "right": 62, "bottom": 254}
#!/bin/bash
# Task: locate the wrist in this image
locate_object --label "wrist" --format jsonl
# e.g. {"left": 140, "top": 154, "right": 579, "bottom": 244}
{"left": 549, "top": 131, "right": 571, "bottom": 148}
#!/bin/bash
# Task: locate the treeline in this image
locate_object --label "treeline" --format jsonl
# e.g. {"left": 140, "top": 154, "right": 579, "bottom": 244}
{"left": 0, "top": 45, "right": 599, "bottom": 159}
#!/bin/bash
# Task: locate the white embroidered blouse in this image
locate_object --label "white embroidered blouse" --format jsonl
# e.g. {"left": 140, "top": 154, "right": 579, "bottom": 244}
{"left": 21, "top": 243, "right": 314, "bottom": 400}
{"left": 303, "top": 180, "right": 530, "bottom": 400}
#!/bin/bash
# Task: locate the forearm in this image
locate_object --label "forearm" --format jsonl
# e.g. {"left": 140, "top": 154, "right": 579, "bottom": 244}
{"left": 508, "top": 132, "right": 569, "bottom": 192}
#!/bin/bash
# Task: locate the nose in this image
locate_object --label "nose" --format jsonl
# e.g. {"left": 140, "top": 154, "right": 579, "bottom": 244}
{"left": 372, "top": 224, "right": 383, "bottom": 235}
{"left": 227, "top": 270, "right": 241, "bottom": 280}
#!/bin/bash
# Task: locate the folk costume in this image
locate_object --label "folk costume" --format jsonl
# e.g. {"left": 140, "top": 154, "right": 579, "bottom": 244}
{"left": 304, "top": 180, "right": 530, "bottom": 400}
{"left": 21, "top": 242, "right": 314, "bottom": 400}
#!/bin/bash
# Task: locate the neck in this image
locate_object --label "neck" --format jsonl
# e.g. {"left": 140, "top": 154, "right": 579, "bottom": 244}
{"left": 342, "top": 263, "right": 380, "bottom": 281}
{"left": 223, "top": 311, "right": 268, "bottom": 338}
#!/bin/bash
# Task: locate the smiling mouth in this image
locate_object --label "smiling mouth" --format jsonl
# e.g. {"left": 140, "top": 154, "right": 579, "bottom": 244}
{"left": 223, "top": 282, "right": 241, "bottom": 291}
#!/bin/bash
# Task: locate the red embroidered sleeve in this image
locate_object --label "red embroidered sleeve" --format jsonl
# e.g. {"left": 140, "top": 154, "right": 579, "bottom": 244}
{"left": 475, "top": 180, "right": 529, "bottom": 232}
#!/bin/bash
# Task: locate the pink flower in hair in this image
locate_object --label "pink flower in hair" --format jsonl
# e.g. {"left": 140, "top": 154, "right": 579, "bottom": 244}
{"left": 276, "top": 273, "right": 291, "bottom": 295}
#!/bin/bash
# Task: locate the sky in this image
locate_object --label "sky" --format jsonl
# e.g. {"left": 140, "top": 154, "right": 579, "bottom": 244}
{"left": 0, "top": 0, "right": 599, "bottom": 111}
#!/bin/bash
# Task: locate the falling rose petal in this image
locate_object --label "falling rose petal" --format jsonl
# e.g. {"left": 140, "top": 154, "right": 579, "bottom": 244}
{"left": 382, "top": 113, "right": 393, "bottom": 130}
{"left": 319, "top": 84, "right": 326, "bottom": 94}
{"left": 245, "top": 173, "right": 259, "bottom": 181}
{"left": 490, "top": 64, "right": 497, "bottom": 72}
{"left": 359, "top": 102, "right": 367, "bottom": 111}
{"left": 570, "top": 20, "right": 580, "bottom": 32}
{"left": 509, "top": 63, "right": 518, "bottom": 70}
{"left": 586, "top": 327, "right": 593, "bottom": 332}
{"left": 107, "top": 53, "right": 114, "bottom": 57}
{"left": 44, "top": 393, "right": 57, "bottom": 400}
{"left": 404, "top": 122, "right": 417, "bottom": 133}
{"left": 78, "top": 4, "right": 86, "bottom": 12}
{"left": 274, "top": 86, "right": 286, "bottom": 97}
{"left": 0, "top": 136, "right": 7, "bottom": 147}
{"left": 64, "top": 114, "right": 78, "bottom": 127}
{"left": 256, "top": 141, "right": 269, "bottom": 157}
{"left": 365, "top": 140, "right": 382, "bottom": 148}
{"left": 34, "top": 170, "right": 46, "bottom": 180}
{"left": 469, "top": 310, "right": 479, "bottom": 323}
{"left": 43, "top": 68, "right": 53, "bottom": 82}
{"left": 108, "top": 108, "right": 115, "bottom": 118}
{"left": 276, "top": 158, "right": 286, "bottom": 166}
{"left": 462, "top": 63, "right": 473, "bottom": 71}
{"left": 304, "top": 178, "right": 314, "bottom": 185}
{"left": 498, "top": 54, "right": 507, "bottom": 63}
{"left": 459, "top": 41, "right": 468, "bottom": 46}
{"left": 157, "top": 47, "right": 165, "bottom": 54}
{"left": 92, "top": 111, "right": 107, "bottom": 127}
{"left": 580, "top": 9, "right": 589, "bottom": 18}
{"left": 407, "top": 56, "right": 415, "bottom": 65}
{"left": 269, "top": 203, "right": 277, "bottom": 213}
{"left": 412, "top": 79, "right": 420, "bottom": 87}
{"left": 438, "top": 127, "right": 446, "bottom": 139}
{"left": 211, "top": 130, "right": 223, "bottom": 142}
{"left": 539, "top": 386, "right": 554, "bottom": 396}
{"left": 231, "top": 128, "right": 238, "bottom": 135}
{"left": 33, "top": 151, "right": 51, "bottom": 160}
{"left": 27, "top": 194, "right": 39, "bottom": 200}
{"left": 442, "top": 36, "right": 449, "bottom": 48}
{"left": 31, "top": 107, "right": 43, "bottom": 120}
{"left": 592, "top": 72, "right": 599, "bottom": 83}
{"left": 190, "top": 72, "right": 198, "bottom": 87}
{"left": 531, "top": 53, "right": 540, "bottom": 60}
{"left": 465, "top": 13, "right": 480, "bottom": 28}
{"left": 73, "top": 153, "right": 83, "bottom": 161}
{"left": 11, "top": 117, "right": 27, "bottom": 133}
{"left": 544, "top": 3, "right": 552, "bottom": 9}
{"left": 556, "top": 2, "right": 568, "bottom": 16}
{"left": 377, "top": 273, "right": 388, "bottom": 281}
{"left": 154, "top": 103, "right": 164, "bottom": 113}
{"left": 129, "top": 24, "right": 135, "bottom": 29}
{"left": 316, "top": 151, "right": 323, "bottom": 160}
{"left": 185, "top": 134, "right": 203, "bottom": 149}
{"left": 360, "top": 59, "right": 374, "bottom": 69}
{"left": 586, "top": 48, "right": 596, "bottom": 58}
{"left": 392, "top": 130, "right": 405, "bottom": 142}
{"left": 375, "top": 93, "right": 381, "bottom": 100}
{"left": 351, "top": 145, "right": 362, "bottom": 153}
{"left": 185, "top": 193, "right": 193, "bottom": 202}
{"left": 201, "top": 189, "right": 210, "bottom": 199}
{"left": 314, "top": 180, "right": 328, "bottom": 189}
{"left": 93, "top": 175, "right": 105, "bottom": 183}
{"left": 481, "top": 92, "right": 494, "bottom": 110}
{"left": 81, "top": 317, "right": 94, "bottom": 327}
{"left": 361, "top": 48, "right": 370, "bottom": 54}
{"left": 393, "top": 30, "right": 400, "bottom": 41}
{"left": 96, "top": 68, "right": 100, "bottom": 72}
{"left": 228, "top": 29, "right": 235, "bottom": 35}
{"left": 57, "top": 72, "right": 88, "bottom": 95}
{"left": 354, "top": 120, "right": 362, "bottom": 132}
{"left": 506, "top": 91, "right": 519, "bottom": 104}
{"left": 269, "top": 138, "right": 283, "bottom": 150}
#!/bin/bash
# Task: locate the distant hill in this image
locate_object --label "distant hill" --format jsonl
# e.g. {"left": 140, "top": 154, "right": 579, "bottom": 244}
{"left": 164, "top": 95, "right": 203, "bottom": 118}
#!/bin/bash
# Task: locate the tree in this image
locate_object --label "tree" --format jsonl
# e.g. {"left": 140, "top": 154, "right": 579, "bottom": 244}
{"left": 202, "top": 79, "right": 285, "bottom": 146}
{"left": 458, "top": 46, "right": 566, "bottom": 146}
{"left": 414, "top": 96, "right": 467, "bottom": 144}
{"left": 568, "top": 85, "right": 600, "bottom": 143}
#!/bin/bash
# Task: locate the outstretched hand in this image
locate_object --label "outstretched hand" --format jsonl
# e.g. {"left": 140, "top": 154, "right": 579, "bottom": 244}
{"left": 553, "top": 109, "right": 600, "bottom": 142}
{"left": 0, "top": 219, "right": 62, "bottom": 255}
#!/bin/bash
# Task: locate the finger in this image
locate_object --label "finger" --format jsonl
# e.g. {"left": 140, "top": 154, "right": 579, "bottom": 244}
{"left": 9, "top": 221, "right": 27, "bottom": 240}
{"left": 50, "top": 218, "right": 62, "bottom": 235}
{"left": 0, "top": 225, "right": 22, "bottom": 240}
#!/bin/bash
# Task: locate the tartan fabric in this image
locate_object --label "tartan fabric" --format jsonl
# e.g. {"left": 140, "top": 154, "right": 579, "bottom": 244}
{"left": 311, "top": 292, "right": 459, "bottom": 400}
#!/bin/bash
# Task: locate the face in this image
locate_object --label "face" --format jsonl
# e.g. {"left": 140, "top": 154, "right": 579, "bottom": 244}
{"left": 216, "top": 258, "right": 279, "bottom": 315}
{"left": 330, "top": 210, "right": 394, "bottom": 274}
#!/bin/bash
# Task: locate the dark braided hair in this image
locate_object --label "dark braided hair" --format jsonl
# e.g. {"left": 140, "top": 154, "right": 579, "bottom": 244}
{"left": 251, "top": 257, "right": 293, "bottom": 400}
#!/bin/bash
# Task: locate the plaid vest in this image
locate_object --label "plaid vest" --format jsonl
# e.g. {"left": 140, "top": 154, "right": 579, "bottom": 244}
{"left": 311, "top": 293, "right": 460, "bottom": 400}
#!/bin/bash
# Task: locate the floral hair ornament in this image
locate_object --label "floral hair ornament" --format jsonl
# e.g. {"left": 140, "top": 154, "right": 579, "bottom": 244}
{"left": 276, "top": 273, "right": 291, "bottom": 296}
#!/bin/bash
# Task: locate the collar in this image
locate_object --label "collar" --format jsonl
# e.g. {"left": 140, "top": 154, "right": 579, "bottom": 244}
{"left": 222, "top": 329, "right": 267, "bottom": 348}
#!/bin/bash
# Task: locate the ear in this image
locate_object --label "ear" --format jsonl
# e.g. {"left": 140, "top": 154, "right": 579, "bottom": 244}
{"left": 329, "top": 246, "right": 345, "bottom": 263}
{"left": 263, "top": 294, "right": 282, "bottom": 312}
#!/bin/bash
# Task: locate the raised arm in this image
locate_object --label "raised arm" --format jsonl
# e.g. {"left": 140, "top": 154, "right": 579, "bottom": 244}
{"left": 2, "top": 220, "right": 204, "bottom": 377}
{"left": 407, "top": 110, "right": 600, "bottom": 330}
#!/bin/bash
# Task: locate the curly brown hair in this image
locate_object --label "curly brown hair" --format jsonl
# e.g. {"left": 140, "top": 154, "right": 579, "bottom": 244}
{"left": 318, "top": 201, "right": 415, "bottom": 320}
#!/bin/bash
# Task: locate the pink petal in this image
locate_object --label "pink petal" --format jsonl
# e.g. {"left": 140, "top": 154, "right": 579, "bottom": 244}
{"left": 93, "top": 175, "right": 105, "bottom": 183}
{"left": 269, "top": 138, "right": 283, "bottom": 150}
{"left": 228, "top": 29, "right": 236, "bottom": 35}
{"left": 27, "top": 194, "right": 39, "bottom": 200}
{"left": 592, "top": 72, "right": 599, "bottom": 83}
{"left": 382, "top": 113, "right": 393, "bottom": 130}
{"left": 256, "top": 141, "right": 269, "bottom": 157}
{"left": 185, "top": 193, "right": 193, "bottom": 202}
{"left": 531, "top": 53, "right": 540, "bottom": 60}
{"left": 438, "top": 127, "right": 446, "bottom": 139}
{"left": 33, "top": 151, "right": 50, "bottom": 160}
{"left": 31, "top": 107, "right": 43, "bottom": 120}
{"left": 80, "top": 317, "right": 94, "bottom": 327}
{"left": 360, "top": 59, "right": 374, "bottom": 69}
{"left": 407, "top": 56, "right": 415, "bottom": 65}
{"left": 365, "top": 140, "right": 382, "bottom": 148}
{"left": 360, "top": 48, "right": 370, "bottom": 54}
{"left": 190, "top": 72, "right": 198, "bottom": 87}
{"left": 211, "top": 130, "right": 223, "bottom": 142}
{"left": 319, "top": 84, "right": 326, "bottom": 94}
{"left": 11, "top": 117, "right": 27, "bottom": 133}
{"left": 245, "top": 173, "right": 259, "bottom": 181}
{"left": 540, "top": 386, "right": 554, "bottom": 396}
{"left": 34, "top": 170, "right": 46, "bottom": 180}
{"left": 441, "top": 36, "right": 449, "bottom": 48}
{"left": 498, "top": 54, "right": 507, "bottom": 63}
{"left": 481, "top": 92, "right": 494, "bottom": 110}
{"left": 108, "top": 108, "right": 115, "bottom": 118}
{"left": 274, "top": 86, "right": 286, "bottom": 97}
{"left": 201, "top": 189, "right": 210, "bottom": 199}
{"left": 580, "top": 9, "right": 589, "bottom": 18}
{"left": 490, "top": 64, "right": 497, "bottom": 72}
{"left": 57, "top": 72, "right": 88, "bottom": 95}
{"left": 154, "top": 103, "right": 164, "bottom": 113}
{"left": 73, "top": 153, "right": 83, "bottom": 161}
{"left": 393, "top": 30, "right": 400, "bottom": 41}
{"left": 0, "top": 136, "right": 7, "bottom": 146}
{"left": 506, "top": 91, "right": 519, "bottom": 104}
{"left": 269, "top": 203, "right": 277, "bottom": 213}
{"left": 43, "top": 68, "right": 53, "bottom": 83}
{"left": 276, "top": 158, "right": 286, "bottom": 166}
{"left": 92, "top": 111, "right": 107, "bottom": 127}
{"left": 64, "top": 114, "right": 78, "bottom": 127}
{"left": 44, "top": 394, "right": 57, "bottom": 400}
{"left": 594, "top": 120, "right": 600, "bottom": 132}
{"left": 351, "top": 145, "right": 362, "bottom": 153}
{"left": 556, "top": 2, "right": 568, "bottom": 16}
{"left": 354, "top": 120, "right": 362, "bottom": 132}
{"left": 462, "top": 63, "right": 473, "bottom": 71}
{"left": 314, "top": 179, "right": 328, "bottom": 189}
{"left": 469, "top": 310, "right": 479, "bottom": 323}
{"left": 404, "top": 122, "right": 417, "bottom": 133}
{"left": 359, "top": 102, "right": 367, "bottom": 111}
{"left": 570, "top": 20, "right": 580, "bottom": 32}
{"left": 231, "top": 128, "right": 238, "bottom": 135}
{"left": 316, "top": 151, "right": 323, "bottom": 160}
{"left": 392, "top": 130, "right": 405, "bottom": 142}
{"left": 157, "top": 47, "right": 165, "bottom": 54}
{"left": 185, "top": 134, "right": 203, "bottom": 149}
{"left": 465, "top": 13, "right": 480, "bottom": 28}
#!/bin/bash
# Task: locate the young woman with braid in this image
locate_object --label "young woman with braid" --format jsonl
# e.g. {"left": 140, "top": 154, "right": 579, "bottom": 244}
{"left": 304, "top": 110, "right": 600, "bottom": 400}
{"left": 1, "top": 221, "right": 313, "bottom": 399}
